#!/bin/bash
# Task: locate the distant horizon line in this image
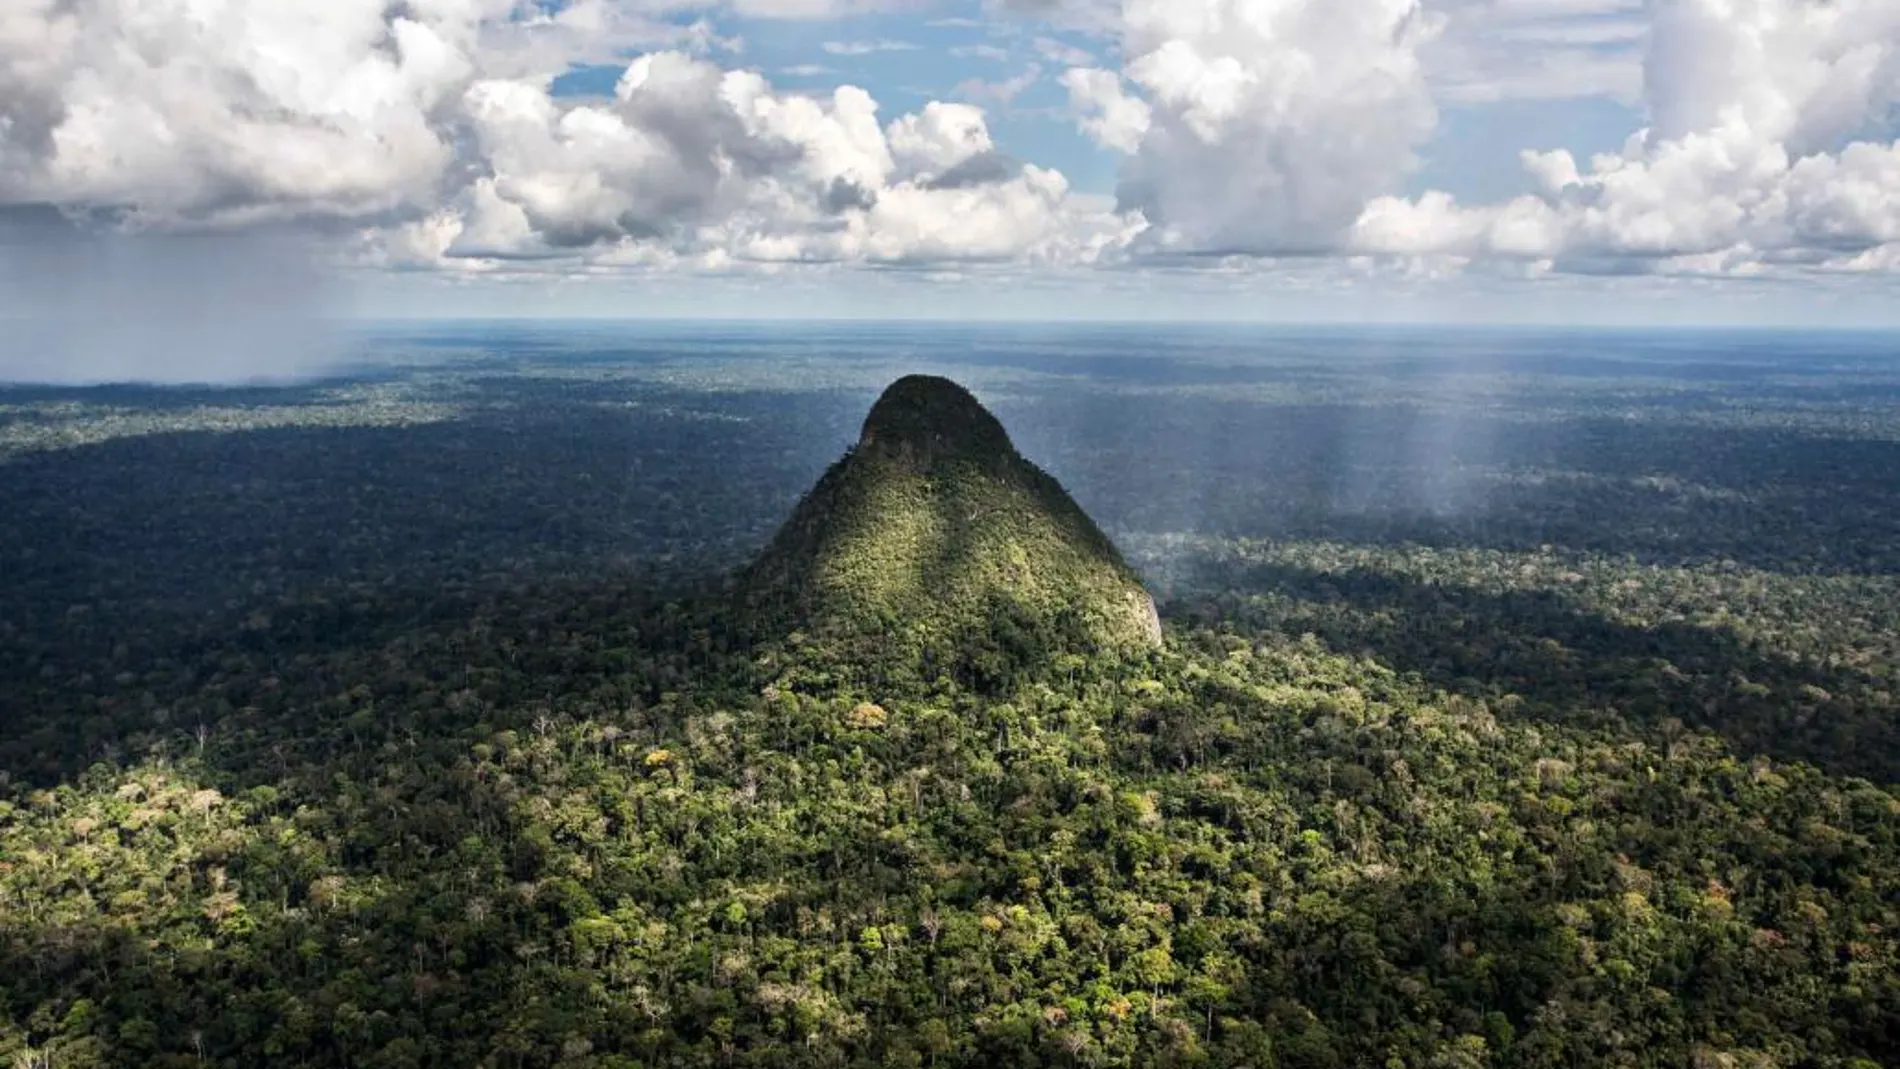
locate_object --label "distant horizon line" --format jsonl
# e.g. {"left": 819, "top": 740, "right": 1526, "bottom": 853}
{"left": 5, "top": 314, "right": 1898, "bottom": 336}
{"left": 325, "top": 317, "right": 1900, "bottom": 334}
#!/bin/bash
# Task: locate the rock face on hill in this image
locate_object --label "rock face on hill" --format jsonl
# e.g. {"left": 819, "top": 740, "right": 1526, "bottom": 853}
{"left": 743, "top": 375, "right": 1161, "bottom": 652}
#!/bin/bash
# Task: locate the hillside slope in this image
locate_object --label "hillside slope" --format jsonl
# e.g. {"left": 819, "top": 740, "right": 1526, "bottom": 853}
{"left": 743, "top": 375, "right": 1161, "bottom": 652}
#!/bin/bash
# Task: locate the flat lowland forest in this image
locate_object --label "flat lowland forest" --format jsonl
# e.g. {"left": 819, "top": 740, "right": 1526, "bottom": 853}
{"left": 1, "top": 323, "right": 1896, "bottom": 1068}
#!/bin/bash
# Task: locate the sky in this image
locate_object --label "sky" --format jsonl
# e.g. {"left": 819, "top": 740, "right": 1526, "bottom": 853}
{"left": 3, "top": 0, "right": 1900, "bottom": 345}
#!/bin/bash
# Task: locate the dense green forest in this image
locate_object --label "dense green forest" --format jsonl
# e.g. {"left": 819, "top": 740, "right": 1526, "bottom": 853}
{"left": 0, "top": 325, "right": 1896, "bottom": 1067}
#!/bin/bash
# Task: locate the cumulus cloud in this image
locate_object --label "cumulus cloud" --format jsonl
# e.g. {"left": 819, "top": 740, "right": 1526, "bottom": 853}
{"left": 0, "top": 0, "right": 469, "bottom": 224}
{"left": 1059, "top": 69, "right": 1151, "bottom": 154}
{"left": 5, "top": 0, "right": 1899, "bottom": 297}
{"left": 0, "top": 0, "right": 762, "bottom": 226}
{"left": 1354, "top": 0, "right": 1900, "bottom": 275}
{"left": 351, "top": 61, "right": 1121, "bottom": 271}
{"left": 0, "top": 0, "right": 1145, "bottom": 290}
{"left": 1065, "top": 0, "right": 1443, "bottom": 254}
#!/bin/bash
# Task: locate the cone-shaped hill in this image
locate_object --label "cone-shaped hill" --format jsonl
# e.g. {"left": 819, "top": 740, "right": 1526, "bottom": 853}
{"left": 742, "top": 376, "right": 1161, "bottom": 653}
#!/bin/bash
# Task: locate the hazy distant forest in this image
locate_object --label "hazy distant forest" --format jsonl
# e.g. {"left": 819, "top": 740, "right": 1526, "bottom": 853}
{"left": 1, "top": 324, "right": 1896, "bottom": 1068}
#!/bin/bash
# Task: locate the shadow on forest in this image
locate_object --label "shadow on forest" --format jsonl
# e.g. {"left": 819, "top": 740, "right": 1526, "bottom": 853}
{"left": 0, "top": 386, "right": 833, "bottom": 790}
{"left": 0, "top": 386, "right": 850, "bottom": 606}
{"left": 1171, "top": 559, "right": 1899, "bottom": 784}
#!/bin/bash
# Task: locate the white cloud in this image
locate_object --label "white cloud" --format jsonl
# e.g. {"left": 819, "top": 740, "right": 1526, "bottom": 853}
{"left": 1352, "top": 191, "right": 1565, "bottom": 259}
{"left": 1424, "top": 0, "right": 1647, "bottom": 103}
{"left": 0, "top": 0, "right": 731, "bottom": 226}
{"left": 1066, "top": 0, "right": 1443, "bottom": 254}
{"left": 982, "top": 0, "right": 1121, "bottom": 34}
{"left": 852, "top": 165, "right": 1077, "bottom": 263}
{"left": 1060, "top": 69, "right": 1150, "bottom": 154}
{"left": 956, "top": 66, "right": 1045, "bottom": 104}
{"left": 1431, "top": 45, "right": 1643, "bottom": 104}
{"left": 6, "top": 0, "right": 1900, "bottom": 295}
{"left": 1356, "top": 0, "right": 1900, "bottom": 276}
{"left": 349, "top": 58, "right": 1127, "bottom": 271}
{"left": 951, "top": 44, "right": 1015, "bottom": 61}
{"left": 886, "top": 102, "right": 996, "bottom": 177}
{"left": 1786, "top": 143, "right": 1900, "bottom": 249}
{"left": 1823, "top": 242, "right": 1900, "bottom": 273}
{"left": 1033, "top": 36, "right": 1098, "bottom": 67}
{"left": 820, "top": 39, "right": 921, "bottom": 56}
{"left": 0, "top": 0, "right": 1140, "bottom": 276}
{"left": 0, "top": 0, "right": 470, "bottom": 223}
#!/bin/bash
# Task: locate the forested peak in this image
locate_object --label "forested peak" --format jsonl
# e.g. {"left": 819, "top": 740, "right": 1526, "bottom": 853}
{"left": 742, "top": 375, "right": 1162, "bottom": 662}
{"left": 858, "top": 375, "right": 1014, "bottom": 465}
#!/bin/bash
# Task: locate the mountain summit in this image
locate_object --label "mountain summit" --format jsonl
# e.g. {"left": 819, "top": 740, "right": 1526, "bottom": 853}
{"left": 744, "top": 375, "right": 1161, "bottom": 655}
{"left": 857, "top": 374, "right": 1015, "bottom": 463}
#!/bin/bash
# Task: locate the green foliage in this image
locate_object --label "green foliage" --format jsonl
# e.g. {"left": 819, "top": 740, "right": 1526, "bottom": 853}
{"left": 2, "top": 337, "right": 1898, "bottom": 1068}
{"left": 1, "top": 566, "right": 1894, "bottom": 1068}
